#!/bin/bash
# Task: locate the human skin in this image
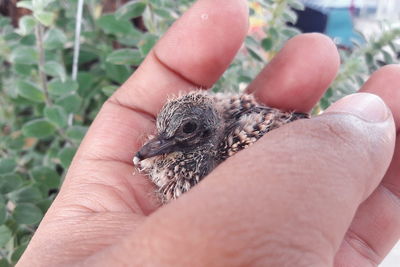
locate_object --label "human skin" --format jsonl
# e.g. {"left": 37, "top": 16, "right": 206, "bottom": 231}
{"left": 17, "top": 0, "right": 400, "bottom": 266}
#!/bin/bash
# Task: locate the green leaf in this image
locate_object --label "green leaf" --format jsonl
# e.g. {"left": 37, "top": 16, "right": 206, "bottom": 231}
{"left": 153, "top": 7, "right": 172, "bottom": 18}
{"left": 58, "top": 147, "right": 76, "bottom": 169}
{"left": 0, "top": 225, "right": 12, "bottom": 247}
{"left": 10, "top": 46, "right": 38, "bottom": 65}
{"left": 281, "top": 27, "right": 301, "bottom": 38}
{"left": 381, "top": 50, "right": 393, "bottom": 64}
{"left": 0, "top": 174, "right": 23, "bottom": 194}
{"left": 16, "top": 15, "right": 36, "bottom": 36}
{"left": 116, "top": 32, "right": 143, "bottom": 47}
{"left": 13, "top": 64, "right": 34, "bottom": 76}
{"left": 31, "top": 166, "right": 60, "bottom": 189}
{"left": 13, "top": 203, "right": 43, "bottom": 225}
{"left": 0, "top": 258, "right": 10, "bottom": 267}
{"left": 0, "top": 158, "right": 17, "bottom": 175}
{"left": 288, "top": 0, "right": 305, "bottom": 11}
{"left": 106, "top": 49, "right": 143, "bottom": 65}
{"left": 44, "top": 28, "right": 67, "bottom": 50}
{"left": 261, "top": 38, "right": 273, "bottom": 51}
{"left": 105, "top": 63, "right": 131, "bottom": 84}
{"left": 22, "top": 119, "right": 56, "bottom": 138}
{"left": 66, "top": 126, "right": 87, "bottom": 141}
{"left": 44, "top": 105, "right": 68, "bottom": 128}
{"left": 16, "top": 1, "right": 34, "bottom": 11}
{"left": 21, "top": 34, "right": 36, "bottom": 46}
{"left": 32, "top": 0, "right": 56, "bottom": 11}
{"left": 8, "top": 186, "right": 43, "bottom": 203}
{"left": 268, "top": 27, "right": 279, "bottom": 40}
{"left": 365, "top": 52, "right": 374, "bottom": 65}
{"left": 247, "top": 47, "right": 264, "bottom": 62}
{"left": 34, "top": 10, "right": 56, "bottom": 27}
{"left": 48, "top": 78, "right": 79, "bottom": 96}
{"left": 0, "top": 202, "right": 7, "bottom": 224}
{"left": 102, "top": 85, "right": 118, "bottom": 97}
{"left": 283, "top": 9, "right": 298, "bottom": 24}
{"left": 138, "top": 34, "right": 158, "bottom": 55}
{"left": 44, "top": 61, "right": 66, "bottom": 81}
{"left": 11, "top": 244, "right": 28, "bottom": 263}
{"left": 36, "top": 199, "right": 52, "bottom": 213}
{"left": 319, "top": 97, "right": 330, "bottom": 110}
{"left": 17, "top": 80, "right": 45, "bottom": 103}
{"left": 116, "top": 2, "right": 147, "bottom": 20}
{"left": 97, "top": 14, "right": 135, "bottom": 35}
{"left": 77, "top": 72, "right": 95, "bottom": 96}
{"left": 0, "top": 15, "right": 10, "bottom": 27}
{"left": 5, "top": 133, "right": 25, "bottom": 151}
{"left": 238, "top": 75, "right": 252, "bottom": 84}
{"left": 245, "top": 36, "right": 259, "bottom": 47}
{"left": 55, "top": 93, "right": 82, "bottom": 113}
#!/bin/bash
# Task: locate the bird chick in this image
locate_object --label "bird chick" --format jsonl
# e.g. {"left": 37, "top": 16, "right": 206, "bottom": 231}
{"left": 133, "top": 91, "right": 309, "bottom": 203}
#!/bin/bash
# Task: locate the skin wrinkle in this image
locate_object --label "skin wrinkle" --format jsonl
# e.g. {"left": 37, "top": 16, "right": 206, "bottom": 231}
{"left": 108, "top": 95, "right": 156, "bottom": 121}
{"left": 64, "top": 159, "right": 158, "bottom": 215}
{"left": 76, "top": 104, "right": 154, "bottom": 164}
{"left": 43, "top": 213, "right": 143, "bottom": 267}
{"left": 382, "top": 182, "right": 400, "bottom": 202}
{"left": 363, "top": 184, "right": 400, "bottom": 254}
{"left": 72, "top": 179, "right": 145, "bottom": 214}
{"left": 118, "top": 52, "right": 198, "bottom": 116}
{"left": 151, "top": 49, "right": 207, "bottom": 90}
{"left": 344, "top": 229, "right": 381, "bottom": 266}
{"left": 314, "top": 115, "right": 395, "bottom": 196}
{"left": 237, "top": 220, "right": 334, "bottom": 266}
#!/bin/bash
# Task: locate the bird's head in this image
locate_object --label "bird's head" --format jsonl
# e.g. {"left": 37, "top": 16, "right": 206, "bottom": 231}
{"left": 134, "top": 92, "right": 221, "bottom": 163}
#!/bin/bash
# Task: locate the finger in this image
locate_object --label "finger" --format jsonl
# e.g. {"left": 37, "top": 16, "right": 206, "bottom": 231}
{"left": 247, "top": 33, "right": 340, "bottom": 112}
{"left": 361, "top": 64, "right": 400, "bottom": 125}
{"left": 113, "top": 0, "right": 249, "bottom": 116}
{"left": 335, "top": 65, "right": 400, "bottom": 266}
{"left": 79, "top": 0, "right": 248, "bottom": 161}
{"left": 57, "top": 0, "right": 249, "bottom": 211}
{"left": 84, "top": 93, "right": 396, "bottom": 266}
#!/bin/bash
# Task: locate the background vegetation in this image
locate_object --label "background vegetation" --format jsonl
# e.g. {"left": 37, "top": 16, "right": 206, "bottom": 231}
{"left": 0, "top": 0, "right": 398, "bottom": 265}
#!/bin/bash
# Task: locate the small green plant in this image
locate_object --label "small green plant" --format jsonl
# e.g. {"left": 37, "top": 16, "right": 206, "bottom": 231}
{"left": 0, "top": 0, "right": 399, "bottom": 265}
{"left": 0, "top": 0, "right": 196, "bottom": 264}
{"left": 317, "top": 23, "right": 400, "bottom": 111}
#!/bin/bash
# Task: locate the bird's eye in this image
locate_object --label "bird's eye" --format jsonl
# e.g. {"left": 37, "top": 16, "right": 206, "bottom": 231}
{"left": 182, "top": 121, "right": 198, "bottom": 134}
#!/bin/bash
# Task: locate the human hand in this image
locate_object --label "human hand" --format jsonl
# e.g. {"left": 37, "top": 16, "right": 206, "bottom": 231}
{"left": 17, "top": 0, "right": 400, "bottom": 266}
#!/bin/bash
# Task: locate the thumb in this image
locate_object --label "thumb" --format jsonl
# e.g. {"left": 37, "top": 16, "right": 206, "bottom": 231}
{"left": 83, "top": 93, "right": 396, "bottom": 267}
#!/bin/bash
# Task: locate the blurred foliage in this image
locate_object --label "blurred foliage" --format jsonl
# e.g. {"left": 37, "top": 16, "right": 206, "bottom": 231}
{"left": 0, "top": 0, "right": 399, "bottom": 264}
{"left": 317, "top": 24, "right": 400, "bottom": 111}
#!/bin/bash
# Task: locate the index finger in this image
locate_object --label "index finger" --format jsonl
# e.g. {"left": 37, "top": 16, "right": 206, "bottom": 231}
{"left": 77, "top": 0, "right": 248, "bottom": 163}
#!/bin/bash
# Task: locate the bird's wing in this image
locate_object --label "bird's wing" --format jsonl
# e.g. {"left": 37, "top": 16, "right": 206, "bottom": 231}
{"left": 218, "top": 106, "right": 309, "bottom": 162}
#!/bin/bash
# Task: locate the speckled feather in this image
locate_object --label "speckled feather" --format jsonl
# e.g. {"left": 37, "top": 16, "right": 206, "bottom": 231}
{"left": 134, "top": 91, "right": 309, "bottom": 203}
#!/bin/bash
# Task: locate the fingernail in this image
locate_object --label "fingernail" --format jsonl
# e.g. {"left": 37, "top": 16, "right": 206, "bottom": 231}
{"left": 324, "top": 93, "right": 390, "bottom": 122}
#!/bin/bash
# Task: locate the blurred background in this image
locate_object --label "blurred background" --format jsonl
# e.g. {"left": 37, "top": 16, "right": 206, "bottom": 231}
{"left": 0, "top": 0, "right": 399, "bottom": 265}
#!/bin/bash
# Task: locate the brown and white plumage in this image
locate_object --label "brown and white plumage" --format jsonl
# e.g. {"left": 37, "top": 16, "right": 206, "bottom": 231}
{"left": 134, "top": 91, "right": 309, "bottom": 203}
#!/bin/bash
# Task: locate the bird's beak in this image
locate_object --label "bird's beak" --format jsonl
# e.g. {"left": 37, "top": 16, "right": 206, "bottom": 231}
{"left": 134, "top": 137, "right": 177, "bottom": 162}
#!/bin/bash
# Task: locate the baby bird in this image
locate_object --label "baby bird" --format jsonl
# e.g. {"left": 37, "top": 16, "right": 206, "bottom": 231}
{"left": 133, "top": 91, "right": 309, "bottom": 203}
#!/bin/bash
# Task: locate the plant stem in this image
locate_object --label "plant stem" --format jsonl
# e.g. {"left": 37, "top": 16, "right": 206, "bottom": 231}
{"left": 72, "top": 0, "right": 84, "bottom": 81}
{"left": 35, "top": 23, "right": 52, "bottom": 106}
{"left": 57, "top": 128, "right": 78, "bottom": 148}
{"left": 0, "top": 249, "right": 7, "bottom": 259}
